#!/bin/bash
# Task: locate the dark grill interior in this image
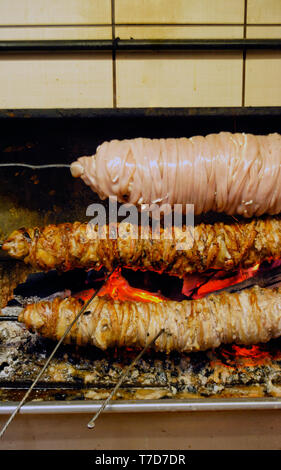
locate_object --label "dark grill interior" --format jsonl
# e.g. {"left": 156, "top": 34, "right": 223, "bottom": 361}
{"left": 0, "top": 107, "right": 281, "bottom": 403}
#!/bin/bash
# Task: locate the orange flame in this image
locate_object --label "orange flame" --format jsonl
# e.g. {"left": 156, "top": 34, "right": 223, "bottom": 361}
{"left": 219, "top": 344, "right": 271, "bottom": 367}
{"left": 75, "top": 268, "right": 165, "bottom": 303}
{"left": 77, "top": 262, "right": 262, "bottom": 304}
{"left": 72, "top": 263, "right": 281, "bottom": 367}
{"left": 188, "top": 263, "right": 260, "bottom": 299}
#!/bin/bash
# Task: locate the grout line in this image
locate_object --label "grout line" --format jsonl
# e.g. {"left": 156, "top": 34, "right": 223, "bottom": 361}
{"left": 0, "top": 24, "right": 112, "bottom": 28}
{"left": 246, "top": 23, "right": 281, "bottom": 26}
{"left": 111, "top": 0, "right": 117, "bottom": 108}
{"left": 241, "top": 0, "right": 248, "bottom": 106}
{"left": 243, "top": 0, "right": 248, "bottom": 38}
{"left": 115, "top": 22, "right": 281, "bottom": 27}
{"left": 241, "top": 3, "right": 247, "bottom": 107}
{"left": 114, "top": 23, "right": 245, "bottom": 27}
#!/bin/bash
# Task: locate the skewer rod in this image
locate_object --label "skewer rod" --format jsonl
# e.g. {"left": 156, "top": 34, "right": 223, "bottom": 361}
{"left": 0, "top": 163, "right": 70, "bottom": 169}
{"left": 0, "top": 316, "right": 18, "bottom": 321}
{"left": 87, "top": 328, "right": 165, "bottom": 429}
{"left": 0, "top": 267, "right": 116, "bottom": 439}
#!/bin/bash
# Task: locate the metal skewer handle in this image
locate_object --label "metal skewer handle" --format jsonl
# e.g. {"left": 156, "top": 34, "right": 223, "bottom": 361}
{"left": 87, "top": 328, "right": 165, "bottom": 429}
{"left": 0, "top": 267, "right": 116, "bottom": 439}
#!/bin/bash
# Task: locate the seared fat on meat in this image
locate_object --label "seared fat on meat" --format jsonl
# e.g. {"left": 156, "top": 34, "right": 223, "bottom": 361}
{"left": 19, "top": 285, "right": 281, "bottom": 353}
{"left": 3, "top": 217, "right": 281, "bottom": 276}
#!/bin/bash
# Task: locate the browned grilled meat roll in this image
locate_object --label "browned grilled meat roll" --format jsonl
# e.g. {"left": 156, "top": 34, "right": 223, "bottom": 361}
{"left": 3, "top": 217, "right": 281, "bottom": 276}
{"left": 18, "top": 285, "right": 281, "bottom": 352}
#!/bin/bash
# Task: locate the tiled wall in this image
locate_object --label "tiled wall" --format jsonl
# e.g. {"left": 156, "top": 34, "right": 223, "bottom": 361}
{"left": 0, "top": 0, "right": 280, "bottom": 108}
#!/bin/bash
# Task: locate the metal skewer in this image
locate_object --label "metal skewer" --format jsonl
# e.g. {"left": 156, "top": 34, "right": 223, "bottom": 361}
{"left": 0, "top": 267, "right": 116, "bottom": 439}
{"left": 0, "top": 316, "right": 18, "bottom": 321}
{"left": 87, "top": 328, "right": 165, "bottom": 429}
{"left": 0, "top": 163, "right": 70, "bottom": 169}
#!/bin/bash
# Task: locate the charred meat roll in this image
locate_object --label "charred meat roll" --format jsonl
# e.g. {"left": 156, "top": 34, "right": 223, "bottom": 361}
{"left": 18, "top": 285, "right": 281, "bottom": 353}
{"left": 3, "top": 217, "right": 281, "bottom": 276}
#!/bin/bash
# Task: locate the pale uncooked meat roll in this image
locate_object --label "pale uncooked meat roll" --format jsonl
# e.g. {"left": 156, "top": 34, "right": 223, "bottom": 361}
{"left": 70, "top": 132, "right": 281, "bottom": 217}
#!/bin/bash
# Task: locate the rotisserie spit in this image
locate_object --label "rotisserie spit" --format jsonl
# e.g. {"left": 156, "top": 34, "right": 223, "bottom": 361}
{"left": 3, "top": 217, "right": 281, "bottom": 275}
{"left": 19, "top": 285, "right": 281, "bottom": 353}
{"left": 71, "top": 132, "right": 281, "bottom": 217}
{"left": 2, "top": 131, "right": 281, "bottom": 357}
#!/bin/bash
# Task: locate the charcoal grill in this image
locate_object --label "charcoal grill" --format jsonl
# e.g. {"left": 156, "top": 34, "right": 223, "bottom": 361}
{"left": 1, "top": 107, "right": 281, "bottom": 415}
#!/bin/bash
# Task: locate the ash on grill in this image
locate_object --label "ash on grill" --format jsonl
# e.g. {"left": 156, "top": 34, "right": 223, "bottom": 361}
{"left": 1, "top": 264, "right": 281, "bottom": 402}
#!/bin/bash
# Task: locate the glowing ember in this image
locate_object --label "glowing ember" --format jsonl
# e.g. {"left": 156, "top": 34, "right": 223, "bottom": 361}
{"left": 75, "top": 268, "right": 165, "bottom": 303}
{"left": 219, "top": 344, "right": 271, "bottom": 367}
{"left": 75, "top": 259, "right": 281, "bottom": 305}
{"left": 183, "top": 263, "right": 260, "bottom": 299}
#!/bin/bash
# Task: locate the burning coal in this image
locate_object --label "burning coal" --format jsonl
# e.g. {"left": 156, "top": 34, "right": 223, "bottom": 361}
{"left": 73, "top": 259, "right": 281, "bottom": 305}
{"left": 75, "top": 267, "right": 165, "bottom": 304}
{"left": 182, "top": 263, "right": 260, "bottom": 299}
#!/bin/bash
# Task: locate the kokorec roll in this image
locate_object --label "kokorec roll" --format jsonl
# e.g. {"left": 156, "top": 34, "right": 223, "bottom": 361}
{"left": 71, "top": 132, "right": 281, "bottom": 217}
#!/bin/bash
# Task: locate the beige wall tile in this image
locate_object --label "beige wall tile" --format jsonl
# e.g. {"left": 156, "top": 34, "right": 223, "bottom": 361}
{"left": 0, "top": 26, "right": 112, "bottom": 40}
{"left": 245, "top": 51, "right": 281, "bottom": 106}
{"left": 0, "top": 0, "right": 111, "bottom": 25}
{"left": 247, "top": 25, "right": 281, "bottom": 38}
{"left": 116, "top": 51, "right": 243, "bottom": 107}
{"left": 0, "top": 54, "right": 113, "bottom": 108}
{"left": 116, "top": 25, "right": 243, "bottom": 39}
{"left": 115, "top": 0, "right": 244, "bottom": 24}
{"left": 247, "top": 0, "right": 281, "bottom": 24}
